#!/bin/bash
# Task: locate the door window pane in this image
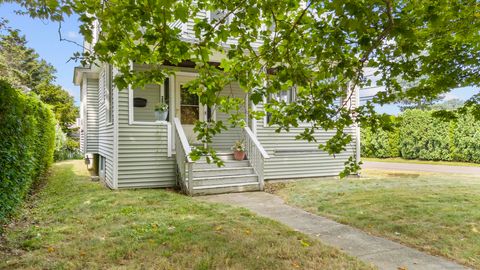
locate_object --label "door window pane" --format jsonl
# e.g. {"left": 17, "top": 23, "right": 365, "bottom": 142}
{"left": 180, "top": 86, "right": 199, "bottom": 124}
{"left": 181, "top": 106, "right": 199, "bottom": 124}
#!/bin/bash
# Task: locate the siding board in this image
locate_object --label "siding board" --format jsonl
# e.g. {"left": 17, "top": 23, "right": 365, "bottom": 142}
{"left": 96, "top": 67, "right": 114, "bottom": 188}
{"left": 86, "top": 79, "right": 99, "bottom": 153}
{"left": 256, "top": 103, "right": 357, "bottom": 180}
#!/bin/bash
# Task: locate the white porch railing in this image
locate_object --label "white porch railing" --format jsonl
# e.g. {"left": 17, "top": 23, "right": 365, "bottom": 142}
{"left": 173, "top": 117, "right": 194, "bottom": 195}
{"left": 243, "top": 126, "right": 270, "bottom": 190}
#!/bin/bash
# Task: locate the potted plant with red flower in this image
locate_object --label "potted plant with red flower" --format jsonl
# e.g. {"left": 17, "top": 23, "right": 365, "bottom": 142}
{"left": 232, "top": 140, "right": 246, "bottom": 161}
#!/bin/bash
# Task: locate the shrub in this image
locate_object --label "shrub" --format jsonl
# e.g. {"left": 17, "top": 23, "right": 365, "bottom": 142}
{"left": 0, "top": 80, "right": 55, "bottom": 225}
{"left": 361, "top": 116, "right": 400, "bottom": 158}
{"left": 450, "top": 110, "right": 480, "bottom": 163}
{"left": 362, "top": 108, "right": 480, "bottom": 164}
{"left": 54, "top": 137, "right": 82, "bottom": 161}
{"left": 399, "top": 110, "right": 452, "bottom": 160}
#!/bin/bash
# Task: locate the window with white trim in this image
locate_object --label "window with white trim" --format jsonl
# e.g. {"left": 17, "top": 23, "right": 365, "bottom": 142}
{"left": 265, "top": 87, "right": 296, "bottom": 125}
{"left": 132, "top": 79, "right": 170, "bottom": 123}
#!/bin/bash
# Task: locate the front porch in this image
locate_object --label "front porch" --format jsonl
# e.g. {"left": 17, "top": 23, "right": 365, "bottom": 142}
{"left": 173, "top": 117, "right": 270, "bottom": 196}
{"left": 124, "top": 65, "right": 271, "bottom": 192}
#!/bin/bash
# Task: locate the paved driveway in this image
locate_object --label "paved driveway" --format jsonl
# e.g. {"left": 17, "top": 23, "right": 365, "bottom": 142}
{"left": 363, "top": 161, "right": 480, "bottom": 175}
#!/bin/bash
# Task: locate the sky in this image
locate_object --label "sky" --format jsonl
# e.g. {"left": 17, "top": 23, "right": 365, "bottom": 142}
{"left": 361, "top": 86, "right": 480, "bottom": 115}
{"left": 1, "top": 2, "right": 83, "bottom": 104}
{"left": 1, "top": 2, "right": 479, "bottom": 112}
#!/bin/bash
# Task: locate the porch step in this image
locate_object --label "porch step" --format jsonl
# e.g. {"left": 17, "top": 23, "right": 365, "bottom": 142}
{"left": 193, "top": 160, "right": 250, "bottom": 169}
{"left": 193, "top": 167, "right": 255, "bottom": 177}
{"left": 181, "top": 151, "right": 260, "bottom": 195}
{"left": 193, "top": 174, "right": 258, "bottom": 186}
{"left": 192, "top": 182, "right": 260, "bottom": 196}
{"left": 197, "top": 152, "right": 236, "bottom": 162}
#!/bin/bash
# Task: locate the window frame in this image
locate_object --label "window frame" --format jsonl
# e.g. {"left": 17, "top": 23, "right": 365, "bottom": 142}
{"left": 264, "top": 86, "right": 296, "bottom": 126}
{"left": 99, "top": 155, "right": 106, "bottom": 179}
{"left": 263, "top": 86, "right": 314, "bottom": 128}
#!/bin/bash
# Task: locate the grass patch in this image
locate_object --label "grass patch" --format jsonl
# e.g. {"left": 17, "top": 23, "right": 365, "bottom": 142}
{"left": 271, "top": 170, "right": 480, "bottom": 268}
{"left": 0, "top": 160, "right": 372, "bottom": 270}
{"left": 363, "top": 157, "right": 480, "bottom": 167}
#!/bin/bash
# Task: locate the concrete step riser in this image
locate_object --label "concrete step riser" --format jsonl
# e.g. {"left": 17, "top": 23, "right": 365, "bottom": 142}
{"left": 193, "top": 168, "right": 255, "bottom": 178}
{"left": 192, "top": 184, "right": 260, "bottom": 196}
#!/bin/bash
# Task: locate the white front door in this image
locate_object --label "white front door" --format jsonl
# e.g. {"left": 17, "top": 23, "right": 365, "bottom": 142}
{"left": 175, "top": 75, "right": 204, "bottom": 144}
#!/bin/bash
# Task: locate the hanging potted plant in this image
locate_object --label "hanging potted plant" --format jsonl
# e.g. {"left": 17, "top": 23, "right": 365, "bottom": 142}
{"left": 154, "top": 99, "right": 168, "bottom": 121}
{"left": 232, "top": 140, "right": 246, "bottom": 161}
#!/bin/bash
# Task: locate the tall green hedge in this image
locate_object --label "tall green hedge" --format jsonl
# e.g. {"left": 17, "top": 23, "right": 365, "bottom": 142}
{"left": 0, "top": 80, "right": 56, "bottom": 225}
{"left": 361, "top": 109, "right": 480, "bottom": 163}
{"left": 361, "top": 116, "right": 400, "bottom": 158}
{"left": 450, "top": 110, "right": 480, "bottom": 163}
{"left": 399, "top": 110, "right": 452, "bottom": 160}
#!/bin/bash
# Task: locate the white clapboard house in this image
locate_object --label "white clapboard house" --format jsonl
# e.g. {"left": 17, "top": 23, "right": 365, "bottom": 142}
{"left": 75, "top": 10, "right": 360, "bottom": 195}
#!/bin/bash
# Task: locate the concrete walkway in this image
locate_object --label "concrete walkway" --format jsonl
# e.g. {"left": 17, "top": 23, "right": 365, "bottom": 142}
{"left": 363, "top": 161, "right": 480, "bottom": 175}
{"left": 201, "top": 192, "right": 469, "bottom": 270}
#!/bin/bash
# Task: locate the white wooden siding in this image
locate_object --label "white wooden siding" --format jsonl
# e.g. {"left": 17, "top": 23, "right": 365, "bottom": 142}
{"left": 117, "top": 78, "right": 176, "bottom": 188}
{"left": 96, "top": 67, "right": 115, "bottom": 188}
{"left": 256, "top": 100, "right": 357, "bottom": 180}
{"left": 180, "top": 10, "right": 260, "bottom": 48}
{"left": 183, "top": 10, "right": 207, "bottom": 40}
{"left": 85, "top": 78, "right": 99, "bottom": 153}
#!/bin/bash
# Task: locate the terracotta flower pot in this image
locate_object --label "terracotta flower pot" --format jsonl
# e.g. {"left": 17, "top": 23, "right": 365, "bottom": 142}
{"left": 233, "top": 150, "right": 246, "bottom": 161}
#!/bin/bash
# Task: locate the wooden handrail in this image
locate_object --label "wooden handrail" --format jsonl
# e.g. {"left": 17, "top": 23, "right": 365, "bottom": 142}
{"left": 173, "top": 117, "right": 193, "bottom": 163}
{"left": 243, "top": 126, "right": 270, "bottom": 159}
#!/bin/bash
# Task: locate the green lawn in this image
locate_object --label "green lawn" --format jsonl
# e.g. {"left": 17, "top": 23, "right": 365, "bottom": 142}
{"left": 271, "top": 170, "right": 480, "bottom": 268}
{"left": 0, "top": 160, "right": 372, "bottom": 270}
{"left": 363, "top": 157, "right": 480, "bottom": 167}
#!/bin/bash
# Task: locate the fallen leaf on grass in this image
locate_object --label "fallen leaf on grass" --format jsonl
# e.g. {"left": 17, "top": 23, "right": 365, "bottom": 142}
{"left": 300, "top": 240, "right": 310, "bottom": 247}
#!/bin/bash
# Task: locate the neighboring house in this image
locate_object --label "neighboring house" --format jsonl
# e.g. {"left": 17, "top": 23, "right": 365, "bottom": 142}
{"left": 74, "top": 13, "right": 360, "bottom": 196}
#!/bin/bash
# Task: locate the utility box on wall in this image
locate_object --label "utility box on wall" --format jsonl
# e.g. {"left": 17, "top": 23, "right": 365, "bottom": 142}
{"left": 84, "top": 153, "right": 99, "bottom": 177}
